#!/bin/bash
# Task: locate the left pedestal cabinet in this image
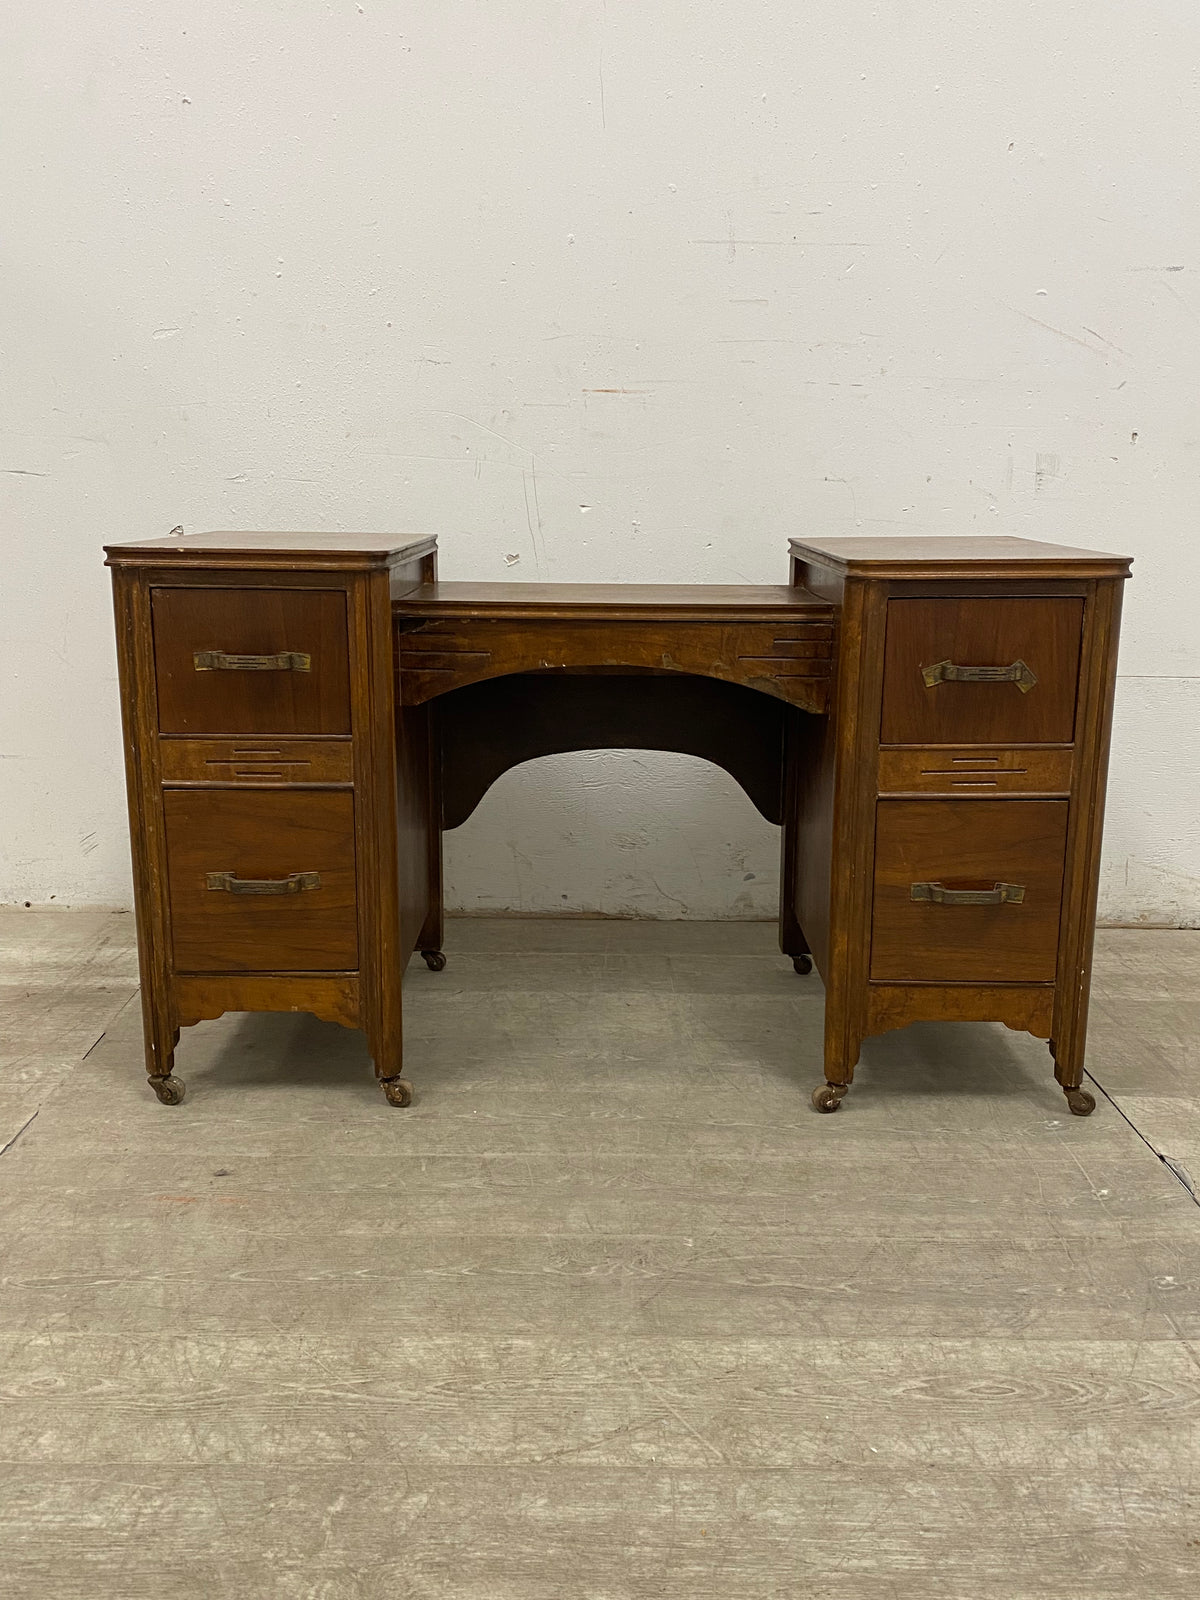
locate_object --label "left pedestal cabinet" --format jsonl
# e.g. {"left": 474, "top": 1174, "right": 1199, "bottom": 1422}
{"left": 105, "top": 532, "right": 441, "bottom": 1106}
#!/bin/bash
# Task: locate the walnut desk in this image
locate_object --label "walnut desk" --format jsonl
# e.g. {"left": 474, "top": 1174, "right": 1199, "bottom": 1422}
{"left": 105, "top": 532, "right": 1130, "bottom": 1114}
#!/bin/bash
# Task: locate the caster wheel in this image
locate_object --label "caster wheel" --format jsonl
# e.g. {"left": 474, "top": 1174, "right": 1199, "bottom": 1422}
{"left": 381, "top": 1077, "right": 414, "bottom": 1107}
{"left": 811, "top": 1083, "right": 847, "bottom": 1114}
{"left": 421, "top": 950, "right": 446, "bottom": 972}
{"left": 149, "top": 1075, "right": 185, "bottom": 1106}
{"left": 792, "top": 954, "right": 813, "bottom": 976}
{"left": 1064, "top": 1087, "right": 1096, "bottom": 1117}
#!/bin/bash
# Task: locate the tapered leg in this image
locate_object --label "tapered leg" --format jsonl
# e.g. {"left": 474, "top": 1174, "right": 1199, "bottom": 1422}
{"left": 778, "top": 882, "right": 813, "bottom": 975}
{"left": 370, "top": 1019, "right": 413, "bottom": 1108}
{"left": 812, "top": 1019, "right": 859, "bottom": 1113}
{"left": 141, "top": 987, "right": 185, "bottom": 1105}
{"left": 777, "top": 774, "right": 813, "bottom": 976}
{"left": 1050, "top": 1032, "right": 1096, "bottom": 1116}
{"left": 417, "top": 853, "right": 443, "bottom": 969}
{"left": 417, "top": 702, "right": 445, "bottom": 972}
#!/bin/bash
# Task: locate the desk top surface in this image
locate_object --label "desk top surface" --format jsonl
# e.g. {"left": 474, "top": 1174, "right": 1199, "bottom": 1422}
{"left": 791, "top": 535, "right": 1132, "bottom": 577}
{"left": 395, "top": 582, "right": 832, "bottom": 620}
{"left": 104, "top": 531, "right": 436, "bottom": 569}
{"left": 104, "top": 532, "right": 1132, "bottom": 582}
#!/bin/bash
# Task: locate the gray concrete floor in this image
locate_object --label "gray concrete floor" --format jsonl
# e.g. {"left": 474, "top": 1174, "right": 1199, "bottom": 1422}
{"left": 1, "top": 908, "right": 1198, "bottom": 1598}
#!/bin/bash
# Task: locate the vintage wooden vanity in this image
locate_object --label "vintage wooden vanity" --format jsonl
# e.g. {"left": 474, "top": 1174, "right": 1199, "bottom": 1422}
{"left": 105, "top": 532, "right": 1129, "bottom": 1113}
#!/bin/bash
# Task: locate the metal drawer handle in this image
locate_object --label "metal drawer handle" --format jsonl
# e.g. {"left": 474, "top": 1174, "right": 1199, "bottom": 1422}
{"left": 194, "top": 650, "right": 312, "bottom": 672}
{"left": 921, "top": 658, "right": 1037, "bottom": 693}
{"left": 206, "top": 870, "right": 321, "bottom": 896}
{"left": 911, "top": 881, "right": 1026, "bottom": 906}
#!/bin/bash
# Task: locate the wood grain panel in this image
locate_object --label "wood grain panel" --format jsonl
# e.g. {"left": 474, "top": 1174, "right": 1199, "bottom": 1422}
{"left": 396, "top": 702, "right": 436, "bottom": 962}
{"left": 349, "top": 569, "right": 406, "bottom": 1079}
{"left": 152, "top": 587, "right": 351, "bottom": 735}
{"left": 398, "top": 618, "right": 834, "bottom": 711}
{"left": 159, "top": 737, "right": 353, "bottom": 786}
{"left": 437, "top": 673, "right": 789, "bottom": 831}
{"left": 877, "top": 745, "right": 1073, "bottom": 796}
{"left": 109, "top": 566, "right": 177, "bottom": 1082}
{"left": 105, "top": 530, "right": 436, "bottom": 569}
{"left": 871, "top": 799, "right": 1068, "bottom": 983}
{"left": 1050, "top": 576, "right": 1128, "bottom": 1090}
{"left": 865, "top": 982, "right": 1055, "bottom": 1040}
{"left": 791, "top": 533, "right": 1131, "bottom": 579}
{"left": 175, "top": 972, "right": 360, "bottom": 1029}
{"left": 881, "top": 596, "right": 1084, "bottom": 745}
{"left": 164, "top": 789, "right": 358, "bottom": 973}
{"left": 397, "top": 580, "right": 831, "bottom": 619}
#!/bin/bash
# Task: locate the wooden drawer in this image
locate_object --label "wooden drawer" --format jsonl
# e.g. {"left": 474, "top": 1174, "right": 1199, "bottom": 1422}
{"left": 880, "top": 597, "right": 1084, "bottom": 746}
{"left": 164, "top": 789, "right": 358, "bottom": 973}
{"left": 160, "top": 737, "right": 353, "bottom": 786}
{"left": 871, "top": 799, "right": 1068, "bottom": 982}
{"left": 398, "top": 617, "right": 835, "bottom": 708}
{"left": 152, "top": 587, "right": 351, "bottom": 735}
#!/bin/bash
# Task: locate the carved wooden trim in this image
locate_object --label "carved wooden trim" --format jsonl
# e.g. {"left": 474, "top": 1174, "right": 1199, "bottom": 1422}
{"left": 865, "top": 982, "right": 1055, "bottom": 1040}
{"left": 174, "top": 973, "right": 361, "bottom": 1030}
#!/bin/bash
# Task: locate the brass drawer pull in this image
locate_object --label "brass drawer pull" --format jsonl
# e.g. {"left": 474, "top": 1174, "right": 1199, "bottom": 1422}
{"left": 194, "top": 650, "right": 312, "bottom": 672}
{"left": 921, "top": 659, "right": 1037, "bottom": 692}
{"left": 911, "top": 880, "right": 1026, "bottom": 906}
{"left": 206, "top": 870, "right": 321, "bottom": 896}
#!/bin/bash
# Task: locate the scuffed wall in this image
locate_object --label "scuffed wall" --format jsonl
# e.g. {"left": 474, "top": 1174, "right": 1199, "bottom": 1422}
{"left": 1, "top": 3, "right": 1197, "bottom": 922}
{"left": 445, "top": 751, "right": 781, "bottom": 920}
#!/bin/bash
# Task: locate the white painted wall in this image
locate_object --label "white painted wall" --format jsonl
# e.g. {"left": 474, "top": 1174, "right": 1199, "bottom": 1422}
{"left": 2, "top": 2, "right": 1197, "bottom": 923}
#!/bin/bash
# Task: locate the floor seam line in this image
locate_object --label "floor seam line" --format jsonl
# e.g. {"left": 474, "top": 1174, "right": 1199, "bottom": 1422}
{"left": 1085, "top": 1069, "right": 1200, "bottom": 1208}
{"left": 0, "top": 1108, "right": 40, "bottom": 1160}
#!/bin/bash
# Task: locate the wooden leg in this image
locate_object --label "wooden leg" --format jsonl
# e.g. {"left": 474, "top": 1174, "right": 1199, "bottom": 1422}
{"left": 371, "top": 1022, "right": 413, "bottom": 1109}
{"left": 778, "top": 729, "right": 815, "bottom": 976}
{"left": 417, "top": 702, "right": 445, "bottom": 972}
{"left": 1049, "top": 1026, "right": 1097, "bottom": 1117}
{"left": 812, "top": 1020, "right": 859, "bottom": 1113}
{"left": 778, "top": 880, "right": 813, "bottom": 975}
{"left": 416, "top": 850, "right": 444, "bottom": 967}
{"left": 141, "top": 988, "right": 185, "bottom": 1105}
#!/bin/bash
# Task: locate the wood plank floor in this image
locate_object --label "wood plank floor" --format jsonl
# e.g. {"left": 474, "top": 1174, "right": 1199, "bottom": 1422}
{"left": 1, "top": 908, "right": 1198, "bottom": 1597}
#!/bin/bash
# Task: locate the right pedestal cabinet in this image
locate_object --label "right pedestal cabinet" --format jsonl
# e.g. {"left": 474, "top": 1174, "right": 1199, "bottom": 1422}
{"left": 786, "top": 537, "right": 1131, "bottom": 1115}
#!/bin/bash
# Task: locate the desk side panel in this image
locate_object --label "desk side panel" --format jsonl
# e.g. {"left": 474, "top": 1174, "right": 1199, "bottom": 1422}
{"left": 391, "top": 549, "right": 441, "bottom": 959}
{"left": 783, "top": 558, "right": 853, "bottom": 983}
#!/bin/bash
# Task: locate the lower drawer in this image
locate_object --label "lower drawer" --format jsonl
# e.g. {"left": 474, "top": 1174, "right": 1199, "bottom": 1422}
{"left": 164, "top": 789, "right": 358, "bottom": 973}
{"left": 871, "top": 799, "right": 1068, "bottom": 983}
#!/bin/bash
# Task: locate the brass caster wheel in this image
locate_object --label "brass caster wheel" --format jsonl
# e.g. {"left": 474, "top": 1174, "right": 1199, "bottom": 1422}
{"left": 421, "top": 950, "right": 446, "bottom": 972}
{"left": 792, "top": 954, "right": 813, "bottom": 976}
{"left": 149, "top": 1075, "right": 185, "bottom": 1106}
{"left": 1064, "top": 1086, "right": 1096, "bottom": 1117}
{"left": 381, "top": 1076, "right": 414, "bottom": 1108}
{"left": 811, "top": 1083, "right": 848, "bottom": 1114}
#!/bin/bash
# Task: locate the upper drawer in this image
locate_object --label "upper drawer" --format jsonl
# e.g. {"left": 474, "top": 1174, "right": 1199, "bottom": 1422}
{"left": 880, "top": 596, "right": 1084, "bottom": 746}
{"left": 152, "top": 587, "right": 351, "bottom": 735}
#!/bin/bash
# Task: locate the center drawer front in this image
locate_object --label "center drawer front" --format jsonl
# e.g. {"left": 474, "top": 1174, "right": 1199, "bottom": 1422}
{"left": 152, "top": 587, "right": 352, "bottom": 735}
{"left": 881, "top": 596, "right": 1084, "bottom": 746}
{"left": 871, "top": 799, "right": 1068, "bottom": 982}
{"left": 398, "top": 618, "right": 835, "bottom": 708}
{"left": 164, "top": 789, "right": 358, "bottom": 972}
